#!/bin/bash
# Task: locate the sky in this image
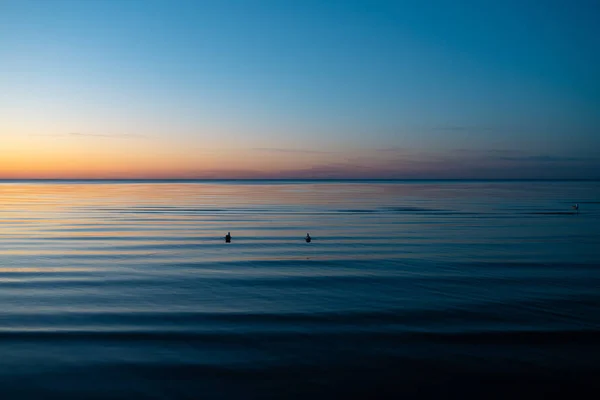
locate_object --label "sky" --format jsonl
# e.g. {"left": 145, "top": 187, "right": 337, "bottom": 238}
{"left": 1, "top": 0, "right": 599, "bottom": 179}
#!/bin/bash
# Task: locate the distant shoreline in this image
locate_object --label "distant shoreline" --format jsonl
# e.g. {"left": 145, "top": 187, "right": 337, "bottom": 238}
{"left": 1, "top": 178, "right": 598, "bottom": 183}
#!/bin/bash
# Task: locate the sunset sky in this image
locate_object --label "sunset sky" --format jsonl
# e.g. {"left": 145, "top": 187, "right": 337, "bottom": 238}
{"left": 1, "top": 0, "right": 599, "bottom": 179}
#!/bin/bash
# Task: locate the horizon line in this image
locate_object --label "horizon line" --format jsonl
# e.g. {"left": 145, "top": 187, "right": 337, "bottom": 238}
{"left": 1, "top": 178, "right": 598, "bottom": 182}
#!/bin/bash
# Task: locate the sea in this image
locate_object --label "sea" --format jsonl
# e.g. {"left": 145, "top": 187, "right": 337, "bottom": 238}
{"left": 0, "top": 180, "right": 599, "bottom": 399}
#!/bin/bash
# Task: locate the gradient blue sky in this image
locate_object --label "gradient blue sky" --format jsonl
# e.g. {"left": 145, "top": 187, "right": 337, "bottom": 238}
{"left": 1, "top": 0, "right": 599, "bottom": 178}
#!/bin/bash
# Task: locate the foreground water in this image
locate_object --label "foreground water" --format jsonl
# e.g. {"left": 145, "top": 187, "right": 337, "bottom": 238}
{"left": 1, "top": 180, "right": 599, "bottom": 399}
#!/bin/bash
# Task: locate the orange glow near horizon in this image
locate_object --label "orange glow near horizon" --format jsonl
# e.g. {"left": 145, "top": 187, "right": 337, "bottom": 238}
{"left": 1, "top": 132, "right": 358, "bottom": 179}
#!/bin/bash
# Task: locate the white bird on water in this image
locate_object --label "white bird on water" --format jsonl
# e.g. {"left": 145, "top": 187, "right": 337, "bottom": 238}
{"left": 572, "top": 204, "right": 579, "bottom": 213}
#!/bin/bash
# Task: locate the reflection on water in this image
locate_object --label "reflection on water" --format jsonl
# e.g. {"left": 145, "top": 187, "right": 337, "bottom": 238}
{"left": 1, "top": 181, "right": 599, "bottom": 398}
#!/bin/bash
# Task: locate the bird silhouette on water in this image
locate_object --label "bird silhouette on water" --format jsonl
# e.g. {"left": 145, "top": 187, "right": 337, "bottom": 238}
{"left": 305, "top": 233, "right": 311, "bottom": 243}
{"left": 572, "top": 204, "right": 579, "bottom": 214}
{"left": 225, "top": 232, "right": 231, "bottom": 243}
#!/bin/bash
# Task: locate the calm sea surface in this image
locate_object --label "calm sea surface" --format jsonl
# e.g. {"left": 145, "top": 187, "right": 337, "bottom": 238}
{"left": 1, "top": 180, "right": 599, "bottom": 399}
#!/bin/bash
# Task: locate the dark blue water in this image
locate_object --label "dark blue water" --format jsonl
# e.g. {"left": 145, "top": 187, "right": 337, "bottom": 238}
{"left": 1, "top": 181, "right": 599, "bottom": 399}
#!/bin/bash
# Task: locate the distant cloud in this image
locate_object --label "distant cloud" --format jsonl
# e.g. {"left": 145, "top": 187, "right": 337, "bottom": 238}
{"left": 452, "top": 148, "right": 523, "bottom": 155}
{"left": 493, "top": 154, "right": 595, "bottom": 163}
{"left": 451, "top": 148, "right": 597, "bottom": 164}
{"left": 374, "top": 146, "right": 410, "bottom": 153}
{"left": 252, "top": 148, "right": 333, "bottom": 154}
